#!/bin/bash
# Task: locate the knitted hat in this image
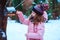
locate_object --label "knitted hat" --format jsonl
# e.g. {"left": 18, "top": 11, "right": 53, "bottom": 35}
{"left": 32, "top": 5, "right": 44, "bottom": 15}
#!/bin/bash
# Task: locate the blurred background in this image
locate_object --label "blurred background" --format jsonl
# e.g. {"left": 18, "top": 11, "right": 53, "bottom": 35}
{"left": 6, "top": 0, "right": 60, "bottom": 21}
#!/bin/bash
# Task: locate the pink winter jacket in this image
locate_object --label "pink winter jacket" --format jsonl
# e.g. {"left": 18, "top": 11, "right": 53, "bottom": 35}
{"left": 17, "top": 11, "right": 48, "bottom": 39}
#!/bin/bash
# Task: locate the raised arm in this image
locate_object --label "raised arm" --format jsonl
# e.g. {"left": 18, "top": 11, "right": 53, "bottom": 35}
{"left": 16, "top": 11, "right": 29, "bottom": 25}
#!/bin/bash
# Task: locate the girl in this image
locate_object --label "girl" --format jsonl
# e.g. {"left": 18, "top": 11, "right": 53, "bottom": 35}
{"left": 16, "top": 4, "right": 48, "bottom": 40}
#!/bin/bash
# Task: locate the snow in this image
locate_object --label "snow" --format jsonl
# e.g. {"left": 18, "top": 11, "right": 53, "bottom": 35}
{"left": 44, "top": 20, "right": 60, "bottom": 40}
{"left": 6, "top": 18, "right": 60, "bottom": 40}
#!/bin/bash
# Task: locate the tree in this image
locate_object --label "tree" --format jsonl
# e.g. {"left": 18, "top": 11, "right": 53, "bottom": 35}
{"left": 12, "top": 0, "right": 23, "bottom": 11}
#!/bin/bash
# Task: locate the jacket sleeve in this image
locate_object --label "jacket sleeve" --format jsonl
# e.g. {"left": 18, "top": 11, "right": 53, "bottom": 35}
{"left": 43, "top": 11, "right": 48, "bottom": 22}
{"left": 17, "top": 11, "right": 29, "bottom": 25}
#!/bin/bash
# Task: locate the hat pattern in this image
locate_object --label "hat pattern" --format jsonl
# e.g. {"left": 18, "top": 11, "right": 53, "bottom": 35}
{"left": 32, "top": 5, "right": 44, "bottom": 15}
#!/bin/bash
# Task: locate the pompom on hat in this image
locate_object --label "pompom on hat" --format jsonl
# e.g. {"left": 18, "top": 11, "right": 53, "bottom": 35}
{"left": 43, "top": 3, "right": 49, "bottom": 10}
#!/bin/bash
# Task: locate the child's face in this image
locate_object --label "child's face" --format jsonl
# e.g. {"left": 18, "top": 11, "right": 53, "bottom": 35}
{"left": 29, "top": 11, "right": 36, "bottom": 22}
{"left": 31, "top": 11, "right": 36, "bottom": 17}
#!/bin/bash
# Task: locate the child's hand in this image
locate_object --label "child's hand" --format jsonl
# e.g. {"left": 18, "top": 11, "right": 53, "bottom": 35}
{"left": 16, "top": 11, "right": 23, "bottom": 15}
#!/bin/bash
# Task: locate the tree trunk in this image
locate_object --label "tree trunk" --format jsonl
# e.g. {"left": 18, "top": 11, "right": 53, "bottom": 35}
{"left": 6, "top": 0, "right": 12, "bottom": 7}
{"left": 23, "top": 0, "right": 34, "bottom": 12}
{"left": 0, "top": 0, "right": 7, "bottom": 40}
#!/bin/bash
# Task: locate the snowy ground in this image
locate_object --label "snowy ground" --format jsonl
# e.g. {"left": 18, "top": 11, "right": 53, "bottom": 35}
{"left": 6, "top": 18, "right": 60, "bottom": 40}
